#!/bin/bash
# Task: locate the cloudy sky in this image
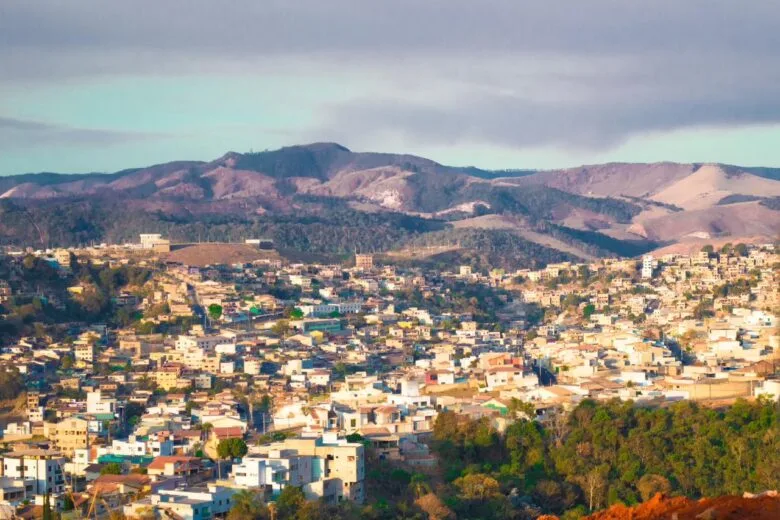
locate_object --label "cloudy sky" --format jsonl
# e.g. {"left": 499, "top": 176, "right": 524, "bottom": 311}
{"left": 2, "top": 1, "right": 780, "bottom": 175}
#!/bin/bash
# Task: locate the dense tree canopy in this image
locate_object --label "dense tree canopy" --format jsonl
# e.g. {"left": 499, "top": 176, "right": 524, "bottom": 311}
{"left": 427, "top": 398, "right": 779, "bottom": 518}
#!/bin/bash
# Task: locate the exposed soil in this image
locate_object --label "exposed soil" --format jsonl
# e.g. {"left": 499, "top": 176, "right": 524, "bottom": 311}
{"left": 584, "top": 492, "right": 780, "bottom": 520}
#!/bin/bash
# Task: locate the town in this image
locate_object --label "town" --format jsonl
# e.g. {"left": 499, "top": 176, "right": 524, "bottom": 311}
{"left": 0, "top": 235, "right": 777, "bottom": 519}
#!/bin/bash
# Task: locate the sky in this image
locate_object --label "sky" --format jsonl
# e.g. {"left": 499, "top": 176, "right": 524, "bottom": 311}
{"left": 2, "top": 1, "right": 780, "bottom": 175}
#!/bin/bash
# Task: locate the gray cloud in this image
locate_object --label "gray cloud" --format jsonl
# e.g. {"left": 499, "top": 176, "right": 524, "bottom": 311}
{"left": 1, "top": 1, "right": 779, "bottom": 151}
{"left": 2, "top": 1, "right": 778, "bottom": 60}
{"left": 314, "top": 51, "right": 780, "bottom": 149}
{"left": 0, "top": 117, "right": 162, "bottom": 149}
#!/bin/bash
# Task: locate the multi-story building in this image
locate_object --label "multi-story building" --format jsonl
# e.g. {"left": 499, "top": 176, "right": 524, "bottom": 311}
{"left": 52, "top": 417, "right": 89, "bottom": 456}
{"left": 355, "top": 254, "right": 374, "bottom": 271}
{"left": 0, "top": 449, "right": 66, "bottom": 495}
{"left": 74, "top": 342, "right": 96, "bottom": 364}
{"left": 153, "top": 365, "right": 190, "bottom": 391}
{"left": 641, "top": 255, "right": 654, "bottom": 279}
{"left": 247, "top": 433, "right": 365, "bottom": 503}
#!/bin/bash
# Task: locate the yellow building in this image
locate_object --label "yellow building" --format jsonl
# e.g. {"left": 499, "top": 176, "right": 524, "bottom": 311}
{"left": 152, "top": 366, "right": 191, "bottom": 391}
{"left": 354, "top": 254, "right": 373, "bottom": 271}
{"left": 51, "top": 417, "right": 89, "bottom": 456}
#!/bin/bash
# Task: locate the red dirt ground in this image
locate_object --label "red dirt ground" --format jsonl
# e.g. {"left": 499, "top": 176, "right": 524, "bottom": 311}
{"left": 584, "top": 492, "right": 780, "bottom": 520}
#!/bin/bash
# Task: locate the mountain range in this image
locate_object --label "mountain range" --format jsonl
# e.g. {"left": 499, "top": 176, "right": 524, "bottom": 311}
{"left": 0, "top": 143, "right": 778, "bottom": 267}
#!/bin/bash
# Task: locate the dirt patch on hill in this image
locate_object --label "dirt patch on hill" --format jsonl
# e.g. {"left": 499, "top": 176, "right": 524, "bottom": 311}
{"left": 165, "top": 243, "right": 281, "bottom": 267}
{"left": 585, "top": 492, "right": 780, "bottom": 520}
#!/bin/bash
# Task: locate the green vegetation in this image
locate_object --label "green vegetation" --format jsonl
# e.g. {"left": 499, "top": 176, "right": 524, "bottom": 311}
{"left": 225, "top": 399, "right": 777, "bottom": 520}
{"left": 400, "top": 229, "right": 578, "bottom": 270}
{"left": 392, "top": 279, "right": 511, "bottom": 324}
{"left": 0, "top": 366, "right": 24, "bottom": 400}
{"left": 217, "top": 438, "right": 249, "bottom": 460}
{"left": 0, "top": 253, "right": 154, "bottom": 343}
{"left": 0, "top": 186, "right": 651, "bottom": 268}
{"left": 208, "top": 303, "right": 223, "bottom": 320}
{"left": 100, "top": 462, "right": 123, "bottom": 475}
{"left": 544, "top": 224, "right": 659, "bottom": 258}
{"left": 425, "top": 399, "right": 778, "bottom": 518}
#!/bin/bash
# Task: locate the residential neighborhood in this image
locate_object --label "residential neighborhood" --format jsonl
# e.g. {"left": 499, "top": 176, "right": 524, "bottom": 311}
{"left": 0, "top": 237, "right": 777, "bottom": 518}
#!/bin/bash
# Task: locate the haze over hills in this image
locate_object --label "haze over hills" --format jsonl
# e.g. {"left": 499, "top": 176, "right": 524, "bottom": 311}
{"left": 0, "top": 143, "right": 778, "bottom": 266}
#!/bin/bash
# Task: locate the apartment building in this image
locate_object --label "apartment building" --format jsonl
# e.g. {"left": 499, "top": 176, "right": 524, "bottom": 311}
{"left": 355, "top": 254, "right": 374, "bottom": 271}
{"left": 74, "top": 342, "right": 95, "bottom": 364}
{"left": 153, "top": 365, "right": 191, "bottom": 391}
{"left": 249, "top": 434, "right": 365, "bottom": 503}
{"left": 0, "top": 449, "right": 66, "bottom": 495}
{"left": 52, "top": 417, "right": 89, "bottom": 456}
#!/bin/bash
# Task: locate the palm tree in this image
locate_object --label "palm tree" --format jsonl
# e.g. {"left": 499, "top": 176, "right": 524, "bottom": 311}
{"left": 200, "top": 422, "right": 214, "bottom": 442}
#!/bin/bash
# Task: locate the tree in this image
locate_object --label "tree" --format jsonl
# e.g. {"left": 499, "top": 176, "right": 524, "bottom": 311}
{"left": 637, "top": 474, "right": 672, "bottom": 502}
{"left": 583, "top": 303, "right": 596, "bottom": 320}
{"left": 62, "top": 495, "right": 75, "bottom": 512}
{"left": 275, "top": 486, "right": 306, "bottom": 520}
{"left": 532, "top": 480, "right": 580, "bottom": 515}
{"left": 100, "top": 462, "right": 123, "bottom": 475}
{"left": 579, "top": 465, "right": 609, "bottom": 512}
{"left": 217, "top": 438, "right": 248, "bottom": 479}
{"left": 228, "top": 489, "right": 269, "bottom": 520}
{"left": 454, "top": 473, "right": 501, "bottom": 501}
{"left": 332, "top": 362, "right": 348, "bottom": 380}
{"left": 271, "top": 320, "right": 290, "bottom": 337}
{"left": 42, "top": 492, "right": 52, "bottom": 520}
{"left": 415, "top": 493, "right": 454, "bottom": 520}
{"left": 60, "top": 354, "right": 75, "bottom": 371}
{"left": 217, "top": 438, "right": 249, "bottom": 460}
{"left": 199, "top": 422, "right": 214, "bottom": 444}
{"left": 345, "top": 433, "right": 364, "bottom": 444}
{"left": 290, "top": 307, "right": 304, "bottom": 319}
{"left": 408, "top": 473, "right": 432, "bottom": 499}
{"left": 508, "top": 398, "right": 536, "bottom": 419}
{"left": 208, "top": 304, "right": 223, "bottom": 321}
{"left": 0, "top": 366, "right": 24, "bottom": 400}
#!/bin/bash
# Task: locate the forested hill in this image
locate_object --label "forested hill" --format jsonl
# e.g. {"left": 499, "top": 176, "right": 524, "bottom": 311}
{"left": 1, "top": 143, "right": 778, "bottom": 264}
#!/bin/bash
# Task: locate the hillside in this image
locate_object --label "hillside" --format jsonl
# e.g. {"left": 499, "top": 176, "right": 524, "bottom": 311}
{"left": 0, "top": 144, "right": 778, "bottom": 264}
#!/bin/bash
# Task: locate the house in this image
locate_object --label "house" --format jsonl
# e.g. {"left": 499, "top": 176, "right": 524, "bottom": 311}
{"left": 133, "top": 484, "right": 237, "bottom": 519}
{"left": 147, "top": 456, "right": 206, "bottom": 478}
{"left": 485, "top": 366, "right": 525, "bottom": 390}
